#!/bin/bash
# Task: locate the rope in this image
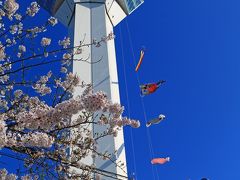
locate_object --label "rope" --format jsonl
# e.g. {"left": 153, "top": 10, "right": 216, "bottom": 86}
{"left": 119, "top": 24, "right": 138, "bottom": 180}
{"left": 125, "top": 20, "right": 160, "bottom": 180}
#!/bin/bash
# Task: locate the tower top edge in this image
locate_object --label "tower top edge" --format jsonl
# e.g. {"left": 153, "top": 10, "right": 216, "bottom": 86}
{"left": 37, "top": 0, "right": 144, "bottom": 16}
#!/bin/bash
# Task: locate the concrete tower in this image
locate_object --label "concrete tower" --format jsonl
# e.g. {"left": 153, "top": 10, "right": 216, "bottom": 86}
{"left": 38, "top": 0, "right": 144, "bottom": 179}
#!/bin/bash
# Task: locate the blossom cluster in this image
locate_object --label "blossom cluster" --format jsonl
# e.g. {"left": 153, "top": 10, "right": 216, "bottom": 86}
{"left": 82, "top": 91, "right": 108, "bottom": 112}
{"left": 3, "top": 0, "right": 19, "bottom": 19}
{"left": 20, "top": 132, "right": 54, "bottom": 147}
{"left": 48, "top": 16, "right": 58, "bottom": 26}
{"left": 26, "top": 2, "right": 40, "bottom": 17}
{"left": 59, "top": 37, "right": 71, "bottom": 49}
{"left": 27, "top": 26, "right": 46, "bottom": 37}
{"left": 5, "top": 131, "right": 54, "bottom": 148}
{"left": 32, "top": 71, "right": 52, "bottom": 96}
{"left": 0, "top": 43, "right": 6, "bottom": 60}
{"left": 0, "top": 111, "right": 54, "bottom": 148}
{"left": 13, "top": 89, "right": 140, "bottom": 131}
{"left": 99, "top": 115, "right": 140, "bottom": 129}
{"left": 17, "top": 44, "right": 26, "bottom": 57}
{"left": 0, "top": 169, "right": 38, "bottom": 180}
{"left": 0, "top": 169, "right": 17, "bottom": 180}
{"left": 55, "top": 72, "right": 80, "bottom": 93}
{"left": 41, "top": 37, "right": 51, "bottom": 47}
{"left": 9, "top": 22, "right": 23, "bottom": 34}
{"left": 0, "top": 120, "right": 7, "bottom": 149}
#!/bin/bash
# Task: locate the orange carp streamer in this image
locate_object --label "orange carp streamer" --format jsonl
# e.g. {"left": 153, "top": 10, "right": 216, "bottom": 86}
{"left": 135, "top": 50, "right": 145, "bottom": 71}
{"left": 151, "top": 157, "right": 170, "bottom": 165}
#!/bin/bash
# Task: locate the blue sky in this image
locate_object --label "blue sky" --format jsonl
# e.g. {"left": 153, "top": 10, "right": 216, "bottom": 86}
{"left": 3, "top": 0, "right": 240, "bottom": 179}
{"left": 114, "top": 0, "right": 240, "bottom": 179}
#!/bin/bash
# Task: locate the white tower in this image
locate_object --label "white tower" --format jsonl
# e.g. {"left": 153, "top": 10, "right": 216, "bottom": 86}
{"left": 38, "top": 0, "right": 143, "bottom": 179}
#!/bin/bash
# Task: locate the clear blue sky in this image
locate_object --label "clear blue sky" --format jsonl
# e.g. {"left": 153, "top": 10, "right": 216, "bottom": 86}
{"left": 4, "top": 1, "right": 240, "bottom": 179}
{"left": 115, "top": 0, "right": 240, "bottom": 180}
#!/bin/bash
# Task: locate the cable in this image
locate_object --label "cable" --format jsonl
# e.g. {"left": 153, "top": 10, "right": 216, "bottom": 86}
{"left": 119, "top": 24, "right": 138, "bottom": 180}
{"left": 125, "top": 20, "right": 159, "bottom": 180}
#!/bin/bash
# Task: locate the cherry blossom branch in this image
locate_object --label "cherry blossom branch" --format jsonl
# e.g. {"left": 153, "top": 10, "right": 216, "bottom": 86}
{"left": 2, "top": 36, "right": 108, "bottom": 68}
{"left": 0, "top": 56, "right": 102, "bottom": 78}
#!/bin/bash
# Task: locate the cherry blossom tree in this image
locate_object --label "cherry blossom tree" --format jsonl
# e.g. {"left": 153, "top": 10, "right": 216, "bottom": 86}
{"left": 0, "top": 0, "right": 140, "bottom": 179}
